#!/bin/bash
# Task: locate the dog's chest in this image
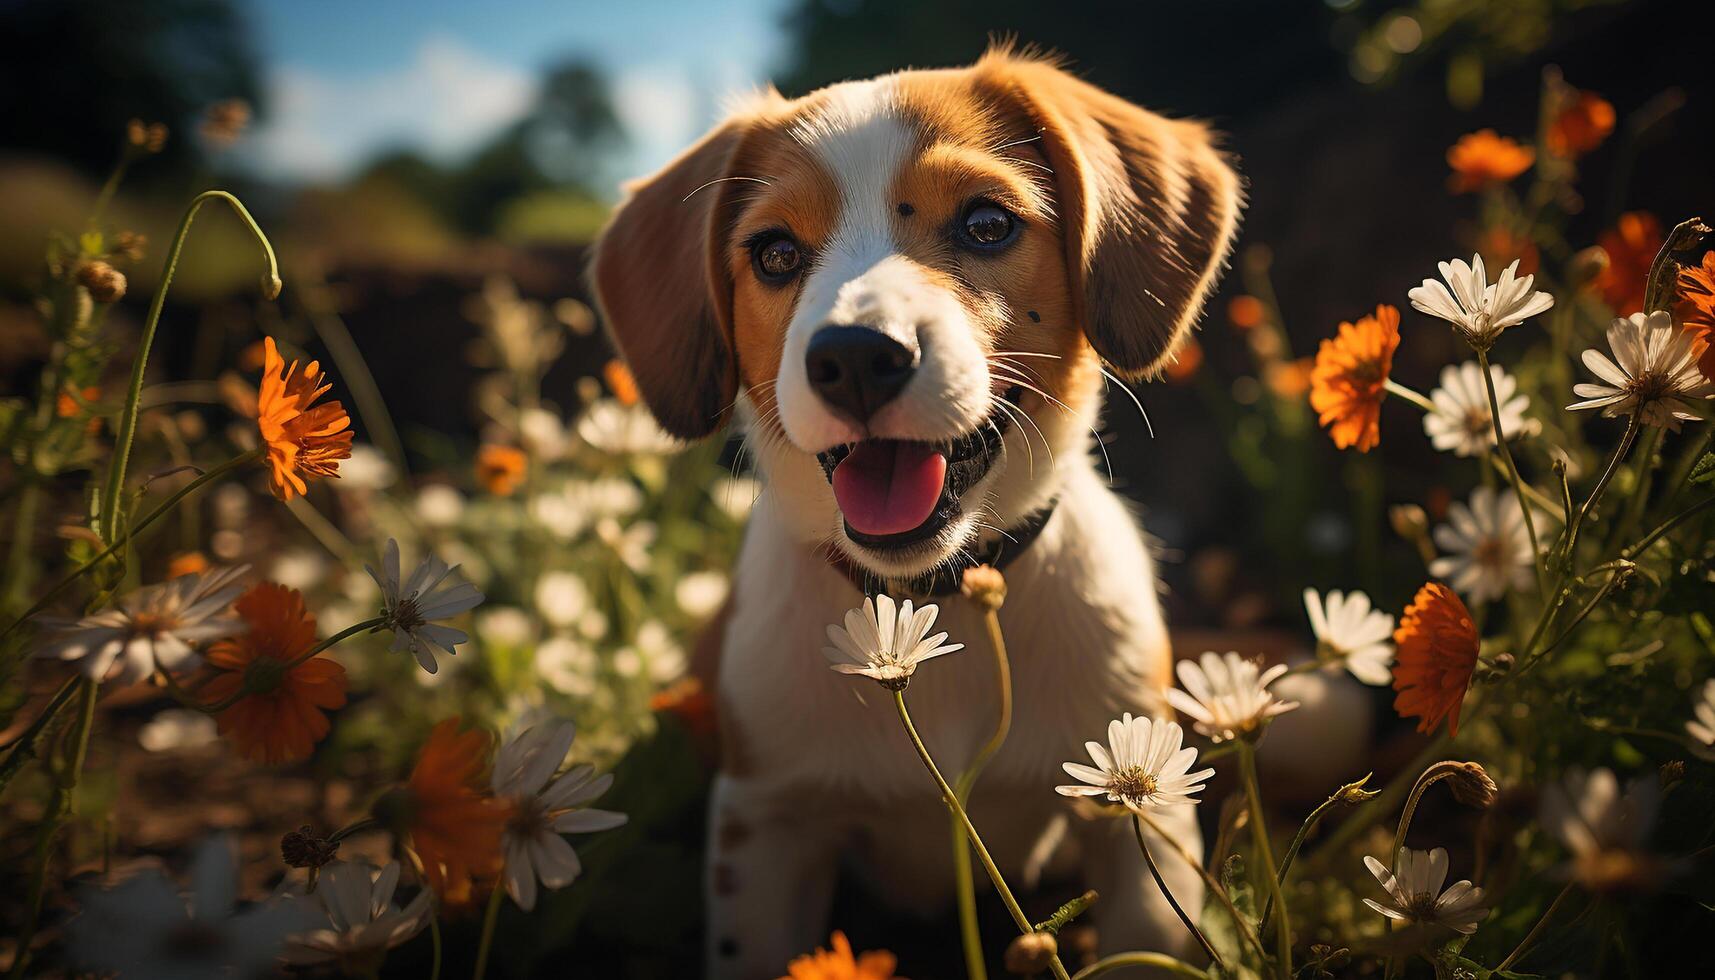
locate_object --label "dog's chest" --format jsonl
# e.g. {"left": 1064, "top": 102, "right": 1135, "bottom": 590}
{"left": 718, "top": 469, "right": 1171, "bottom": 804}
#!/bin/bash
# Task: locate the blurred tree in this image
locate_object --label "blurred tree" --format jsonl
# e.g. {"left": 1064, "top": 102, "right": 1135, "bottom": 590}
{"left": 352, "top": 58, "right": 625, "bottom": 237}
{"left": 0, "top": 0, "right": 262, "bottom": 181}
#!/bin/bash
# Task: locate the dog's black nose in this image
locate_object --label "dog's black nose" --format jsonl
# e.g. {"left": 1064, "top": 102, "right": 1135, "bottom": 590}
{"left": 804, "top": 326, "right": 916, "bottom": 425}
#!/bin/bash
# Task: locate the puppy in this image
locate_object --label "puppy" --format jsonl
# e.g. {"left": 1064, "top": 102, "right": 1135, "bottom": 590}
{"left": 592, "top": 48, "right": 1242, "bottom": 977}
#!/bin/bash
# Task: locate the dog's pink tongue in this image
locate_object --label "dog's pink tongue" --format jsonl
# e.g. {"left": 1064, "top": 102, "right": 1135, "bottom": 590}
{"left": 833, "top": 442, "right": 947, "bottom": 536}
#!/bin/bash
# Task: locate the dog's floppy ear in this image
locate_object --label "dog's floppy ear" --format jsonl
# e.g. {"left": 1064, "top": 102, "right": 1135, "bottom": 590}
{"left": 590, "top": 120, "right": 750, "bottom": 439}
{"left": 978, "top": 54, "right": 1243, "bottom": 378}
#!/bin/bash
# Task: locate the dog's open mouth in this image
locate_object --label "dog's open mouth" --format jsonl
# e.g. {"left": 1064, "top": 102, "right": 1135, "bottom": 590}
{"left": 815, "top": 386, "right": 1022, "bottom": 550}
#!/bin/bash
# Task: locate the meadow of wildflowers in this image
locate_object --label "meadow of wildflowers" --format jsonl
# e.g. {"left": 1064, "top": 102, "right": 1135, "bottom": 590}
{"left": 1, "top": 67, "right": 1712, "bottom": 980}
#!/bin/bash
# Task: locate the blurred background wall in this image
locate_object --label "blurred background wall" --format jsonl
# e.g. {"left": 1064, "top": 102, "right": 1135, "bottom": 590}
{"left": 2, "top": 0, "right": 1709, "bottom": 629}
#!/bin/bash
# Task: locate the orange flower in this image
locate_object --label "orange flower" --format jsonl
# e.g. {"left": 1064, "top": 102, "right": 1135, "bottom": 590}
{"left": 1391, "top": 583, "right": 1480, "bottom": 737}
{"left": 1675, "top": 251, "right": 1715, "bottom": 385}
{"left": 1227, "top": 295, "right": 1266, "bottom": 330}
{"left": 603, "top": 359, "right": 641, "bottom": 406}
{"left": 257, "top": 337, "right": 352, "bottom": 500}
{"left": 652, "top": 676, "right": 719, "bottom": 746}
{"left": 397, "top": 718, "right": 510, "bottom": 906}
{"left": 1547, "top": 90, "right": 1615, "bottom": 158}
{"left": 201, "top": 583, "right": 347, "bottom": 765}
{"left": 1591, "top": 212, "right": 1662, "bottom": 315}
{"left": 779, "top": 932, "right": 899, "bottom": 980}
{"left": 1478, "top": 225, "right": 1539, "bottom": 277}
{"left": 166, "top": 550, "right": 210, "bottom": 579}
{"left": 56, "top": 386, "right": 102, "bottom": 434}
{"left": 1309, "top": 305, "right": 1400, "bottom": 452}
{"left": 475, "top": 444, "right": 527, "bottom": 496}
{"left": 1446, "top": 130, "right": 1534, "bottom": 193}
{"left": 1164, "top": 337, "right": 1203, "bottom": 383}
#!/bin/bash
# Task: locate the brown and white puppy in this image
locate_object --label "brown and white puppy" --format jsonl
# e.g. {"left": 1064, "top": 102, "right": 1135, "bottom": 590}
{"left": 592, "top": 49, "right": 1241, "bottom": 976}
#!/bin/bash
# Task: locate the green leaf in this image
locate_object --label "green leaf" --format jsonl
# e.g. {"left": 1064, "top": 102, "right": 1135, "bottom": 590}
{"left": 1691, "top": 453, "right": 1715, "bottom": 488}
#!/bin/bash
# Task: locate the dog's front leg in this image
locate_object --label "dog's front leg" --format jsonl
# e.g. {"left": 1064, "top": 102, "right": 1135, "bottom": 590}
{"left": 705, "top": 772, "right": 842, "bottom": 978}
{"left": 1078, "top": 802, "right": 1206, "bottom": 974}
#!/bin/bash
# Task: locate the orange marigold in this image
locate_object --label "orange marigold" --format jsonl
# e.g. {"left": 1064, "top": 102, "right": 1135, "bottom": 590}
{"left": 1309, "top": 304, "right": 1400, "bottom": 452}
{"left": 396, "top": 718, "right": 510, "bottom": 906}
{"left": 1592, "top": 212, "right": 1662, "bottom": 315}
{"left": 1392, "top": 583, "right": 1480, "bottom": 737}
{"left": 201, "top": 583, "right": 347, "bottom": 765}
{"left": 1547, "top": 90, "right": 1615, "bottom": 158}
{"left": 779, "top": 931, "right": 900, "bottom": 980}
{"left": 1675, "top": 251, "right": 1715, "bottom": 385}
{"left": 1478, "top": 225, "right": 1540, "bottom": 278}
{"left": 475, "top": 444, "right": 527, "bottom": 496}
{"left": 56, "top": 385, "right": 102, "bottom": 434}
{"left": 603, "top": 359, "right": 642, "bottom": 406}
{"left": 1446, "top": 130, "right": 1534, "bottom": 193}
{"left": 257, "top": 337, "right": 352, "bottom": 501}
{"left": 1164, "top": 337, "right": 1203, "bottom": 383}
{"left": 166, "top": 550, "right": 210, "bottom": 579}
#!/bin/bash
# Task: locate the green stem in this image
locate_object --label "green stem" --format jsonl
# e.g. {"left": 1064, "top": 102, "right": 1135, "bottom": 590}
{"left": 0, "top": 449, "right": 262, "bottom": 643}
{"left": 1306, "top": 733, "right": 1453, "bottom": 869}
{"left": 1132, "top": 814, "right": 1223, "bottom": 971}
{"left": 1516, "top": 563, "right": 1632, "bottom": 676}
{"left": 0, "top": 674, "right": 84, "bottom": 795}
{"left": 1136, "top": 810, "right": 1268, "bottom": 962}
{"left": 1071, "top": 952, "right": 1209, "bottom": 979}
{"left": 8, "top": 677, "right": 98, "bottom": 980}
{"left": 472, "top": 880, "right": 504, "bottom": 980}
{"left": 892, "top": 689, "right": 1070, "bottom": 980}
{"left": 1392, "top": 763, "right": 1465, "bottom": 866}
{"left": 1237, "top": 740, "right": 1290, "bottom": 979}
{"left": 98, "top": 190, "right": 279, "bottom": 545}
{"left": 951, "top": 608, "right": 1014, "bottom": 980}
{"left": 1622, "top": 496, "right": 1715, "bottom": 560}
{"left": 429, "top": 907, "right": 443, "bottom": 980}
{"left": 1260, "top": 780, "right": 1362, "bottom": 933}
{"left": 1495, "top": 881, "right": 1576, "bottom": 972}
{"left": 1383, "top": 378, "right": 1437, "bottom": 414}
{"left": 1563, "top": 413, "right": 1642, "bottom": 565}
{"left": 4, "top": 481, "right": 43, "bottom": 609}
{"left": 1475, "top": 349, "right": 1547, "bottom": 596}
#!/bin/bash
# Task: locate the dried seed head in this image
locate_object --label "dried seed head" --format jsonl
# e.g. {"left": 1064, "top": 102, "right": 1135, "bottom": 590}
{"left": 280, "top": 825, "right": 338, "bottom": 870}
{"left": 1004, "top": 931, "right": 1059, "bottom": 975}
{"left": 1334, "top": 772, "right": 1380, "bottom": 805}
{"left": 1660, "top": 759, "right": 1685, "bottom": 786}
{"left": 1447, "top": 761, "right": 1498, "bottom": 809}
{"left": 1389, "top": 503, "right": 1429, "bottom": 542}
{"left": 126, "top": 119, "right": 169, "bottom": 153}
{"left": 961, "top": 564, "right": 1008, "bottom": 611}
{"left": 200, "top": 99, "right": 252, "bottom": 147}
{"left": 76, "top": 260, "right": 127, "bottom": 304}
{"left": 111, "top": 230, "right": 147, "bottom": 263}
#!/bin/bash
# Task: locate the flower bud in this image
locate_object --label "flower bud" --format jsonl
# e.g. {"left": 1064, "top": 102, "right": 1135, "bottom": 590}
{"left": 200, "top": 99, "right": 252, "bottom": 147}
{"left": 1389, "top": 504, "right": 1428, "bottom": 542}
{"left": 126, "top": 119, "right": 169, "bottom": 153}
{"left": 111, "top": 230, "right": 147, "bottom": 263}
{"left": 1446, "top": 761, "right": 1498, "bottom": 809}
{"left": 1569, "top": 245, "right": 1610, "bottom": 287}
{"left": 1004, "top": 931, "right": 1059, "bottom": 975}
{"left": 961, "top": 564, "right": 1008, "bottom": 611}
{"left": 76, "top": 260, "right": 127, "bottom": 304}
{"left": 1334, "top": 772, "right": 1379, "bottom": 805}
{"left": 280, "top": 825, "right": 338, "bottom": 870}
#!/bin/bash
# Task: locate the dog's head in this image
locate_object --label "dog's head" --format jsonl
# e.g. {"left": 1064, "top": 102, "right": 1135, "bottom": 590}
{"left": 592, "top": 49, "right": 1241, "bottom": 581}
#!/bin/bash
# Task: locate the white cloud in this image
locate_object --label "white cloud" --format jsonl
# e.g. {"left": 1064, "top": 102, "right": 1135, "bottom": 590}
{"left": 610, "top": 64, "right": 701, "bottom": 179}
{"left": 244, "top": 36, "right": 538, "bottom": 181}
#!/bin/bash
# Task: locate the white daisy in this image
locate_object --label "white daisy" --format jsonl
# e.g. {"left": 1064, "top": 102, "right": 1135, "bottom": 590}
{"left": 1541, "top": 767, "right": 1665, "bottom": 892}
{"left": 34, "top": 565, "right": 248, "bottom": 684}
{"left": 1408, "top": 254, "right": 1555, "bottom": 350}
{"left": 1165, "top": 651, "right": 1300, "bottom": 742}
{"left": 1423, "top": 361, "right": 1538, "bottom": 457}
{"left": 491, "top": 721, "right": 628, "bottom": 911}
{"left": 1567, "top": 311, "right": 1714, "bottom": 429}
{"left": 281, "top": 860, "right": 431, "bottom": 970}
{"left": 597, "top": 517, "right": 656, "bottom": 575}
{"left": 1362, "top": 847, "right": 1489, "bottom": 935}
{"left": 1430, "top": 486, "right": 1537, "bottom": 602}
{"left": 823, "top": 594, "right": 965, "bottom": 689}
{"left": 335, "top": 444, "right": 396, "bottom": 491}
{"left": 534, "top": 571, "right": 592, "bottom": 629}
{"left": 675, "top": 570, "right": 731, "bottom": 619}
{"left": 413, "top": 484, "right": 465, "bottom": 528}
{"left": 366, "top": 539, "right": 484, "bottom": 674}
{"left": 1686, "top": 679, "right": 1715, "bottom": 761}
{"left": 519, "top": 407, "right": 569, "bottom": 461}
{"left": 476, "top": 606, "right": 535, "bottom": 648}
{"left": 1304, "top": 588, "right": 1395, "bottom": 686}
{"left": 1056, "top": 714, "right": 1214, "bottom": 810}
{"left": 577, "top": 399, "right": 682, "bottom": 456}
{"left": 65, "top": 835, "right": 314, "bottom": 980}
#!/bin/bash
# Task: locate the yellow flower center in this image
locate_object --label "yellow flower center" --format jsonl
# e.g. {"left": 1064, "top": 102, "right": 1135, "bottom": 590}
{"left": 1109, "top": 766, "right": 1159, "bottom": 804}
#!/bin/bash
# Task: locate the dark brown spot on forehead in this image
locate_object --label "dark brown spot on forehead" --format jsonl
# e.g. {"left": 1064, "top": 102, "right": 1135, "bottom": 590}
{"left": 1027, "top": 310, "right": 1041, "bottom": 322}
{"left": 897, "top": 202, "right": 914, "bottom": 216}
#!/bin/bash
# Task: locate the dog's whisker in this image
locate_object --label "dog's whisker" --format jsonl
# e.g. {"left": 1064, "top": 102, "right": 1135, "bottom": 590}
{"left": 1098, "top": 365, "right": 1155, "bottom": 439}
{"left": 987, "top": 416, "right": 1030, "bottom": 480}
{"left": 990, "top": 356, "right": 1048, "bottom": 386}
{"left": 992, "top": 133, "right": 1044, "bottom": 152}
{"left": 994, "top": 395, "right": 1056, "bottom": 470}
{"left": 972, "top": 520, "right": 1019, "bottom": 544}
{"left": 680, "top": 175, "right": 773, "bottom": 202}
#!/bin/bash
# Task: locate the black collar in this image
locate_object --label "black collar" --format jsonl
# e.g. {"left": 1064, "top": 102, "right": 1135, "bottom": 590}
{"left": 821, "top": 499, "right": 1059, "bottom": 598}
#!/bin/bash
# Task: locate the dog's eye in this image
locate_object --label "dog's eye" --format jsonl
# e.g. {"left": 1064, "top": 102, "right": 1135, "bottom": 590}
{"left": 960, "top": 203, "right": 1017, "bottom": 248}
{"left": 752, "top": 235, "right": 802, "bottom": 283}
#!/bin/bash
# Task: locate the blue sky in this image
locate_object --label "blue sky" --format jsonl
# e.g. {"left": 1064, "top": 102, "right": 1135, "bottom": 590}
{"left": 240, "top": 0, "right": 791, "bottom": 189}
